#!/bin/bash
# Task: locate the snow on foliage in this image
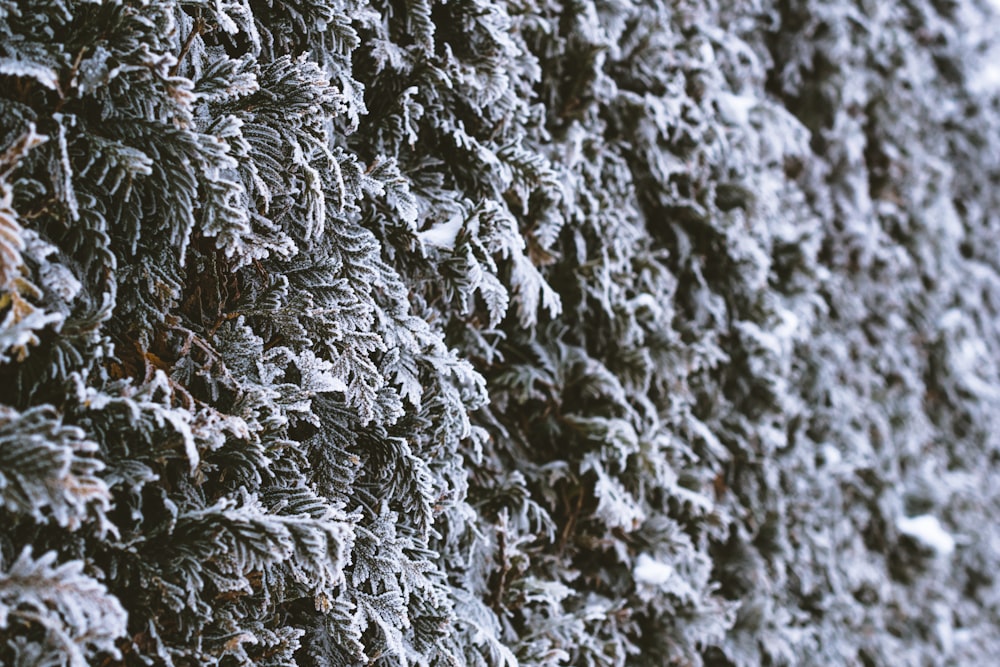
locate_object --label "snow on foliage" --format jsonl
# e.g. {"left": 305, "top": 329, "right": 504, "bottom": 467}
{"left": 1, "top": 0, "right": 1000, "bottom": 665}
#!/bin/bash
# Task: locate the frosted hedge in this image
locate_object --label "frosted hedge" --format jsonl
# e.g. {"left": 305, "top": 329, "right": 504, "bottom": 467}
{"left": 1, "top": 0, "right": 1000, "bottom": 665}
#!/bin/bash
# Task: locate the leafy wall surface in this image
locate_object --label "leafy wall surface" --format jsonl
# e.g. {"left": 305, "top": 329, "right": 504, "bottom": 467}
{"left": 1, "top": 0, "right": 999, "bottom": 665}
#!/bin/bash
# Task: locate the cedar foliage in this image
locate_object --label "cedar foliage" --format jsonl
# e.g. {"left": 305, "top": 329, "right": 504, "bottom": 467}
{"left": 2, "top": 0, "right": 1000, "bottom": 665}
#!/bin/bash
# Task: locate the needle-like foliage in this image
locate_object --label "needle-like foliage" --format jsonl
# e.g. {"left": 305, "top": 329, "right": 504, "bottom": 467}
{"left": 2, "top": 0, "right": 1000, "bottom": 665}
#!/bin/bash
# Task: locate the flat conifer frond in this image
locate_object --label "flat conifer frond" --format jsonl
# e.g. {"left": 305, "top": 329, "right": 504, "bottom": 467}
{"left": 2, "top": 0, "right": 1000, "bottom": 665}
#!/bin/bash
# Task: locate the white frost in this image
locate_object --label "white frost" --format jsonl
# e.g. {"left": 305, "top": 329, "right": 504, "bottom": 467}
{"left": 634, "top": 554, "right": 674, "bottom": 586}
{"left": 716, "top": 92, "right": 757, "bottom": 127}
{"left": 897, "top": 514, "right": 956, "bottom": 556}
{"left": 820, "top": 443, "right": 842, "bottom": 467}
{"left": 419, "top": 213, "right": 465, "bottom": 249}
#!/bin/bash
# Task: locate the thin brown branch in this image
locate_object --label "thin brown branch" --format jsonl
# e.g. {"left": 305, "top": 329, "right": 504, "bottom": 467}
{"left": 170, "top": 14, "right": 205, "bottom": 77}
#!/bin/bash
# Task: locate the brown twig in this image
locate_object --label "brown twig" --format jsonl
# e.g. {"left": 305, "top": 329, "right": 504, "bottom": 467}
{"left": 170, "top": 14, "right": 205, "bottom": 77}
{"left": 556, "top": 486, "right": 585, "bottom": 555}
{"left": 488, "top": 513, "right": 512, "bottom": 613}
{"left": 54, "top": 46, "right": 88, "bottom": 113}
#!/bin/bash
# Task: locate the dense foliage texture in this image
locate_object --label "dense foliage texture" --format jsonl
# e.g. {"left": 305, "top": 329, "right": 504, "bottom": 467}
{"left": 2, "top": 0, "right": 1000, "bottom": 664}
